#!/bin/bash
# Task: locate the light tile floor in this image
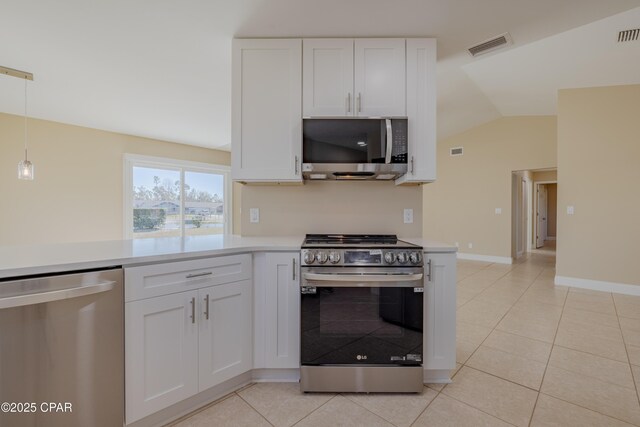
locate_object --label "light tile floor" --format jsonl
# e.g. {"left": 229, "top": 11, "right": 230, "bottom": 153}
{"left": 172, "top": 252, "right": 640, "bottom": 426}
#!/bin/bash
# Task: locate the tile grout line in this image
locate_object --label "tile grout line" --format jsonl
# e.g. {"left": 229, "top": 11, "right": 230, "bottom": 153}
{"left": 460, "top": 266, "right": 545, "bottom": 368}
{"left": 536, "top": 285, "right": 640, "bottom": 425}
{"left": 535, "top": 390, "right": 640, "bottom": 427}
{"left": 234, "top": 388, "right": 277, "bottom": 427}
{"left": 445, "top": 262, "right": 546, "bottom": 426}
{"left": 612, "top": 293, "right": 640, "bottom": 408}
{"left": 527, "top": 274, "right": 570, "bottom": 427}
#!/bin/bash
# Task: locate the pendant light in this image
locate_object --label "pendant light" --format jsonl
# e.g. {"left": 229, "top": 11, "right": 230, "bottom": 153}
{"left": 18, "top": 77, "right": 34, "bottom": 180}
{"left": 0, "top": 66, "right": 35, "bottom": 180}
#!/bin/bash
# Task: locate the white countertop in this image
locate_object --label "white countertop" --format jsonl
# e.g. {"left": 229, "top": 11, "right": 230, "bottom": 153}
{"left": 0, "top": 234, "right": 457, "bottom": 279}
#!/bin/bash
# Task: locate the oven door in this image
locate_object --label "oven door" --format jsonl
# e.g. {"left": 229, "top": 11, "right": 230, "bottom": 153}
{"left": 300, "top": 267, "right": 423, "bottom": 367}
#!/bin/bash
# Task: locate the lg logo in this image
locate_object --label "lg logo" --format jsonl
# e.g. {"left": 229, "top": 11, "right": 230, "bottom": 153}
{"left": 356, "top": 355, "right": 368, "bottom": 360}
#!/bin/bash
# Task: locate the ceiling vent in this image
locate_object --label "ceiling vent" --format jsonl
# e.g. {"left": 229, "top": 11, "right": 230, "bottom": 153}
{"left": 618, "top": 29, "right": 639, "bottom": 42}
{"left": 468, "top": 33, "right": 512, "bottom": 57}
{"left": 450, "top": 147, "right": 464, "bottom": 156}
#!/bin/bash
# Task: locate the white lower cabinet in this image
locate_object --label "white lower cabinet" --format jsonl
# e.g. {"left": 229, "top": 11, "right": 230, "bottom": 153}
{"left": 253, "top": 252, "right": 300, "bottom": 370}
{"left": 125, "top": 291, "right": 199, "bottom": 424}
{"left": 423, "top": 252, "right": 457, "bottom": 376}
{"left": 126, "top": 259, "right": 253, "bottom": 424}
{"left": 264, "top": 252, "right": 300, "bottom": 368}
{"left": 198, "top": 280, "right": 252, "bottom": 390}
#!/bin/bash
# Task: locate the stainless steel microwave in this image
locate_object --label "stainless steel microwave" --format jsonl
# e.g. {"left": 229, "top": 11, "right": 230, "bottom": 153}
{"left": 302, "top": 118, "right": 408, "bottom": 180}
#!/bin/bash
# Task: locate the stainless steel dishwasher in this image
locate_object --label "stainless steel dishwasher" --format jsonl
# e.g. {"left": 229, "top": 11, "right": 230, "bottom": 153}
{"left": 0, "top": 268, "right": 124, "bottom": 427}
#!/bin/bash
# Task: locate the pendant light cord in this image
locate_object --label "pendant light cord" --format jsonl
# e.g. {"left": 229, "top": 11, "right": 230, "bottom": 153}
{"left": 24, "top": 77, "right": 28, "bottom": 160}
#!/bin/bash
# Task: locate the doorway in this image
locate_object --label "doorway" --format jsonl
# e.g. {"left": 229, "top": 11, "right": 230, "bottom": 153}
{"left": 511, "top": 168, "right": 557, "bottom": 259}
{"left": 535, "top": 182, "right": 557, "bottom": 251}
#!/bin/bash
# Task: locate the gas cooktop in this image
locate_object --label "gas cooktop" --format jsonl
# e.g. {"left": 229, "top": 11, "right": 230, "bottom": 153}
{"left": 302, "top": 234, "right": 420, "bottom": 249}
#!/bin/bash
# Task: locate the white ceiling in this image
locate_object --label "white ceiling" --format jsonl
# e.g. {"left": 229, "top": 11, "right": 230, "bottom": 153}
{"left": 1, "top": 0, "right": 639, "bottom": 150}
{"left": 464, "top": 7, "right": 640, "bottom": 116}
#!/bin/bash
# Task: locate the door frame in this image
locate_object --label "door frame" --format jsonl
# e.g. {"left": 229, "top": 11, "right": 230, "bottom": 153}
{"left": 533, "top": 180, "right": 557, "bottom": 249}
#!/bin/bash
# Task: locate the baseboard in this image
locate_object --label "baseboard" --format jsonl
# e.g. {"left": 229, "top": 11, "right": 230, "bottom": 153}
{"left": 252, "top": 368, "right": 299, "bottom": 382}
{"left": 423, "top": 369, "right": 453, "bottom": 384}
{"left": 457, "top": 252, "right": 513, "bottom": 264}
{"left": 555, "top": 275, "right": 640, "bottom": 296}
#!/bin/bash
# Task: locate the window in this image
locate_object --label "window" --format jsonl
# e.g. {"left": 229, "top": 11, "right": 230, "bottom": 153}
{"left": 124, "top": 154, "right": 231, "bottom": 239}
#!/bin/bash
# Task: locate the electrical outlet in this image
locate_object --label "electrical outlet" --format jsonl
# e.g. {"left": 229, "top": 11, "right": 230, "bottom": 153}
{"left": 567, "top": 206, "right": 575, "bottom": 215}
{"left": 250, "top": 208, "right": 260, "bottom": 223}
{"left": 495, "top": 208, "right": 502, "bottom": 214}
{"left": 468, "top": 243, "right": 473, "bottom": 249}
{"left": 403, "top": 209, "right": 414, "bottom": 224}
{"left": 455, "top": 242, "right": 459, "bottom": 248}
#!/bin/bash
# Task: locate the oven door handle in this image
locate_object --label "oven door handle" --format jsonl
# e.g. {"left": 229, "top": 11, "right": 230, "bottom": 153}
{"left": 302, "top": 272, "right": 423, "bottom": 288}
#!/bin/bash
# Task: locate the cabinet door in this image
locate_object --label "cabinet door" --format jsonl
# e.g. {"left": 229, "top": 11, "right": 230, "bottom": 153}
{"left": 423, "top": 252, "right": 457, "bottom": 371}
{"left": 199, "top": 280, "right": 252, "bottom": 390}
{"left": 232, "top": 39, "right": 302, "bottom": 182}
{"left": 125, "top": 291, "right": 199, "bottom": 424}
{"left": 396, "top": 38, "right": 437, "bottom": 185}
{"left": 265, "top": 252, "right": 300, "bottom": 368}
{"left": 303, "top": 39, "right": 354, "bottom": 117}
{"left": 354, "top": 39, "right": 406, "bottom": 117}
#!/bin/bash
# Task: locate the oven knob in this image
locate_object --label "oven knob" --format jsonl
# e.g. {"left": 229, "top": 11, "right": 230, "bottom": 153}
{"left": 328, "top": 251, "right": 341, "bottom": 264}
{"left": 396, "top": 252, "right": 408, "bottom": 264}
{"left": 409, "top": 252, "right": 422, "bottom": 264}
{"left": 316, "top": 251, "right": 329, "bottom": 264}
{"left": 303, "top": 251, "right": 315, "bottom": 264}
{"left": 384, "top": 252, "right": 396, "bottom": 264}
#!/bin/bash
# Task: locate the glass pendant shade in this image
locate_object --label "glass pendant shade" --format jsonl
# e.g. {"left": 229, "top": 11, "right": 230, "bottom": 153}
{"left": 18, "top": 158, "right": 34, "bottom": 180}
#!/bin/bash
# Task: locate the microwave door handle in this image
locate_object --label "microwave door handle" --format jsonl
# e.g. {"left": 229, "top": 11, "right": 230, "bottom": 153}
{"left": 385, "top": 118, "right": 393, "bottom": 164}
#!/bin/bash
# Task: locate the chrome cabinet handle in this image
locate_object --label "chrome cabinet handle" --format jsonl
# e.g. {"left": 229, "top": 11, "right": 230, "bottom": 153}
{"left": 292, "top": 258, "right": 297, "bottom": 281}
{"left": 357, "top": 93, "right": 362, "bottom": 113}
{"left": 190, "top": 297, "right": 196, "bottom": 324}
{"left": 426, "top": 259, "right": 432, "bottom": 281}
{"left": 204, "top": 294, "right": 210, "bottom": 320}
{"left": 186, "top": 271, "right": 212, "bottom": 279}
{"left": 411, "top": 156, "right": 415, "bottom": 174}
{"left": 295, "top": 156, "right": 299, "bottom": 174}
{"left": 347, "top": 93, "right": 351, "bottom": 113}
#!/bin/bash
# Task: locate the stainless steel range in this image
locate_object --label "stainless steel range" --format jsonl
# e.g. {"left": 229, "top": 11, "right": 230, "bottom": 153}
{"left": 300, "top": 234, "right": 424, "bottom": 393}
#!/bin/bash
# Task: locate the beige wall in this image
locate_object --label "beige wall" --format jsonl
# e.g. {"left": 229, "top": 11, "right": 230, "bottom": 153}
{"left": 557, "top": 85, "right": 640, "bottom": 285}
{"left": 0, "top": 113, "right": 234, "bottom": 245}
{"left": 546, "top": 183, "right": 557, "bottom": 237}
{"left": 240, "top": 181, "right": 422, "bottom": 237}
{"left": 423, "top": 116, "right": 557, "bottom": 258}
{"left": 532, "top": 170, "right": 557, "bottom": 182}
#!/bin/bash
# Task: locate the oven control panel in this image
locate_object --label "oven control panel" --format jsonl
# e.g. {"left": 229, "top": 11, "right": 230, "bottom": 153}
{"left": 302, "top": 249, "right": 423, "bottom": 267}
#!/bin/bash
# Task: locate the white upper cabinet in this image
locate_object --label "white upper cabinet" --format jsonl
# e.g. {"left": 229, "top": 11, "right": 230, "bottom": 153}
{"left": 303, "top": 39, "right": 354, "bottom": 117}
{"left": 232, "top": 39, "right": 302, "bottom": 182}
{"left": 303, "top": 38, "right": 406, "bottom": 118}
{"left": 396, "top": 38, "right": 437, "bottom": 184}
{"left": 354, "top": 39, "right": 406, "bottom": 117}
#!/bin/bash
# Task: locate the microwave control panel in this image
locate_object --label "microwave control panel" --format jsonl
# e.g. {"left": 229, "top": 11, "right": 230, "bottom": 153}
{"left": 391, "top": 121, "right": 408, "bottom": 164}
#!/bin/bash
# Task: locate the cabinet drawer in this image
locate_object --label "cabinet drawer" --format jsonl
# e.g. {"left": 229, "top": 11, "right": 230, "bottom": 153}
{"left": 125, "top": 254, "right": 252, "bottom": 302}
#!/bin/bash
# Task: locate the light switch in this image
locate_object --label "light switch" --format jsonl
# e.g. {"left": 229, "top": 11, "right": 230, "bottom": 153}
{"left": 567, "top": 206, "right": 575, "bottom": 215}
{"left": 468, "top": 243, "right": 473, "bottom": 249}
{"left": 250, "top": 208, "right": 260, "bottom": 223}
{"left": 495, "top": 208, "right": 502, "bottom": 215}
{"left": 403, "top": 209, "right": 414, "bottom": 224}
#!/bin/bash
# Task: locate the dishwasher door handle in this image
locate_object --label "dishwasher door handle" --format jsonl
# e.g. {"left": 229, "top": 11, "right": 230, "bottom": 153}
{"left": 0, "top": 281, "right": 115, "bottom": 310}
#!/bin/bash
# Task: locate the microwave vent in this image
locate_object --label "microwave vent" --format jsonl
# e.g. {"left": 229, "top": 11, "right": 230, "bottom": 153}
{"left": 468, "top": 33, "right": 512, "bottom": 57}
{"left": 618, "top": 29, "right": 639, "bottom": 42}
{"left": 450, "top": 147, "right": 464, "bottom": 156}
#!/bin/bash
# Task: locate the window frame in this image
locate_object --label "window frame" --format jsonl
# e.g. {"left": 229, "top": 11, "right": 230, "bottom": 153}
{"left": 123, "top": 154, "right": 232, "bottom": 239}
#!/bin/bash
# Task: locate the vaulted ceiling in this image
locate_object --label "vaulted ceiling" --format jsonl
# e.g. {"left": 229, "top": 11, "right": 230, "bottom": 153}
{"left": 1, "top": 0, "right": 639, "bottom": 150}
